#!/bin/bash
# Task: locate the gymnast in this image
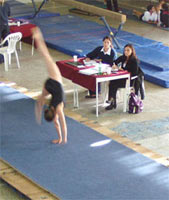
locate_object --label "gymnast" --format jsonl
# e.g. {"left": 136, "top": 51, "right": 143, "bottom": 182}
{"left": 33, "top": 27, "right": 67, "bottom": 144}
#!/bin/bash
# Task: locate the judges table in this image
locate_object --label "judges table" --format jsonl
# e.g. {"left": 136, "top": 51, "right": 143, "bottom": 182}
{"left": 9, "top": 18, "right": 36, "bottom": 55}
{"left": 56, "top": 58, "right": 130, "bottom": 117}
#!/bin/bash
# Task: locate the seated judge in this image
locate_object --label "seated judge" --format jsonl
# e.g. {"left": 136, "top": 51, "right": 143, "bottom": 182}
{"left": 105, "top": 44, "right": 140, "bottom": 110}
{"left": 85, "top": 36, "right": 117, "bottom": 98}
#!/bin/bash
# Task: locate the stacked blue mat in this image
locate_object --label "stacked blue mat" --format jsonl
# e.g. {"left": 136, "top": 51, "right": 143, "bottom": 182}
{"left": 7, "top": 0, "right": 35, "bottom": 17}
{"left": 1, "top": 85, "right": 169, "bottom": 200}
{"left": 7, "top": 0, "right": 59, "bottom": 19}
{"left": 29, "top": 14, "right": 169, "bottom": 88}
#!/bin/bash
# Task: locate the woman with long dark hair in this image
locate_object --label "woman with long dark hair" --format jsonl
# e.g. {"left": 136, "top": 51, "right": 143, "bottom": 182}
{"left": 106, "top": 44, "right": 140, "bottom": 110}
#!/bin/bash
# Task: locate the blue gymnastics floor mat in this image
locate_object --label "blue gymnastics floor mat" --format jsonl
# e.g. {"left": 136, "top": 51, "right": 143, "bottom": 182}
{"left": 1, "top": 85, "right": 169, "bottom": 200}
{"left": 30, "top": 14, "right": 169, "bottom": 88}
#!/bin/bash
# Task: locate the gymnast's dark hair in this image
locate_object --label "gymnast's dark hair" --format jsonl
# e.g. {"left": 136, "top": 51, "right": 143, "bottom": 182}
{"left": 44, "top": 106, "right": 55, "bottom": 122}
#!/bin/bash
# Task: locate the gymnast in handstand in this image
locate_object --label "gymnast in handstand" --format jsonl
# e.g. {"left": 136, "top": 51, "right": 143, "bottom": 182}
{"left": 33, "top": 27, "right": 67, "bottom": 144}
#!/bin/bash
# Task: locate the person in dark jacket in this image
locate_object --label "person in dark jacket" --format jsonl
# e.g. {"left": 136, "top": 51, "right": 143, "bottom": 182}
{"left": 0, "top": 0, "right": 11, "bottom": 40}
{"left": 85, "top": 36, "right": 117, "bottom": 66}
{"left": 105, "top": 0, "right": 120, "bottom": 12}
{"left": 85, "top": 36, "right": 117, "bottom": 98}
{"left": 160, "top": 3, "right": 169, "bottom": 27}
{"left": 0, "top": 0, "right": 10, "bottom": 63}
{"left": 106, "top": 43, "right": 142, "bottom": 110}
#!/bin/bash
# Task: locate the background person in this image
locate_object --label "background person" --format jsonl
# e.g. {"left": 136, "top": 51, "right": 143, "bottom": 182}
{"left": 0, "top": 0, "right": 10, "bottom": 40}
{"left": 85, "top": 36, "right": 117, "bottom": 98}
{"left": 160, "top": 3, "right": 169, "bottom": 27}
{"left": 0, "top": 0, "right": 10, "bottom": 63}
{"left": 142, "top": 5, "right": 158, "bottom": 23}
{"left": 105, "top": 0, "right": 120, "bottom": 13}
{"left": 133, "top": 5, "right": 158, "bottom": 24}
{"left": 156, "top": 0, "right": 166, "bottom": 26}
{"left": 33, "top": 27, "right": 67, "bottom": 144}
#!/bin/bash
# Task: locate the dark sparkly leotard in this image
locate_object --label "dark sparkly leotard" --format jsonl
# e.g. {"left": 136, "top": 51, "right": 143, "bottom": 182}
{"left": 45, "top": 78, "right": 64, "bottom": 108}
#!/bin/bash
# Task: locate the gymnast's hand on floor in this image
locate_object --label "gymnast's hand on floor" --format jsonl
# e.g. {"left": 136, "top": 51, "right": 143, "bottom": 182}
{"left": 52, "top": 139, "right": 62, "bottom": 144}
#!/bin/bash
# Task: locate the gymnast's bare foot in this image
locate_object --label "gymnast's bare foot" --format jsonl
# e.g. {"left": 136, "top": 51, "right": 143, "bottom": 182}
{"left": 52, "top": 139, "right": 62, "bottom": 144}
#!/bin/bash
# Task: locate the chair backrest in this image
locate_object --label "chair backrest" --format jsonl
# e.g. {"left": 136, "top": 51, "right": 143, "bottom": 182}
{"left": 4, "top": 32, "right": 22, "bottom": 54}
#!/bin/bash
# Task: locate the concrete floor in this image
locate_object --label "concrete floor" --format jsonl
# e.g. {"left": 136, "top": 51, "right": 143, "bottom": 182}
{"left": 0, "top": 0, "right": 169, "bottom": 199}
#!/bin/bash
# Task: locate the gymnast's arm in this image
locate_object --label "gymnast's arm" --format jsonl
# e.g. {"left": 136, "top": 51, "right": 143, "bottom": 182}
{"left": 32, "top": 27, "right": 62, "bottom": 83}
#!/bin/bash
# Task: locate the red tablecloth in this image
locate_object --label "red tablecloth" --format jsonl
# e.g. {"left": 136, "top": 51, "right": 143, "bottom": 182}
{"left": 56, "top": 58, "right": 130, "bottom": 92}
{"left": 9, "top": 19, "right": 36, "bottom": 38}
{"left": 10, "top": 24, "right": 36, "bottom": 38}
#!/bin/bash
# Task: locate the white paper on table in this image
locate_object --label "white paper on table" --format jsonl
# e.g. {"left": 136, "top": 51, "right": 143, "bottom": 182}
{"left": 94, "top": 64, "right": 111, "bottom": 73}
{"left": 83, "top": 60, "right": 97, "bottom": 66}
{"left": 8, "top": 21, "right": 29, "bottom": 26}
{"left": 20, "top": 21, "right": 29, "bottom": 25}
{"left": 79, "top": 67, "right": 98, "bottom": 75}
{"left": 100, "top": 63, "right": 110, "bottom": 68}
{"left": 99, "top": 64, "right": 111, "bottom": 73}
{"left": 9, "top": 22, "right": 18, "bottom": 26}
{"left": 77, "top": 65, "right": 85, "bottom": 68}
{"left": 79, "top": 63, "right": 112, "bottom": 75}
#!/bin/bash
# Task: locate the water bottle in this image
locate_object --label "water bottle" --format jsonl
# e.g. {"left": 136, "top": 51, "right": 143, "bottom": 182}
{"left": 98, "top": 62, "right": 102, "bottom": 75}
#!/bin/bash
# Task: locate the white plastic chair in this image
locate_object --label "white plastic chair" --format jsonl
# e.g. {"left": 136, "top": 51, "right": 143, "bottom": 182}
{"left": 0, "top": 32, "right": 22, "bottom": 71}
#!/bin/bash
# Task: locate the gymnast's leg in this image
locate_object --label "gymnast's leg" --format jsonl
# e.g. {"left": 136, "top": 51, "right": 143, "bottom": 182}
{"left": 35, "top": 87, "right": 49, "bottom": 124}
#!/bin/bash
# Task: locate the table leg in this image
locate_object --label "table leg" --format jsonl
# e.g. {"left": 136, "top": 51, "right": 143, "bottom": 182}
{"left": 73, "top": 85, "right": 76, "bottom": 107}
{"left": 4, "top": 53, "right": 9, "bottom": 71}
{"left": 101, "top": 82, "right": 108, "bottom": 105}
{"left": 73, "top": 84, "right": 79, "bottom": 108}
{"left": 19, "top": 41, "right": 22, "bottom": 51}
{"left": 32, "top": 38, "right": 34, "bottom": 56}
{"left": 123, "top": 76, "right": 130, "bottom": 112}
{"left": 76, "top": 86, "right": 79, "bottom": 108}
{"left": 96, "top": 79, "right": 99, "bottom": 117}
